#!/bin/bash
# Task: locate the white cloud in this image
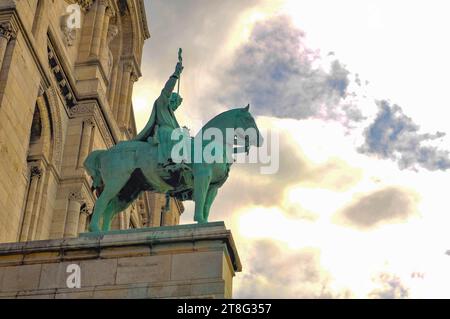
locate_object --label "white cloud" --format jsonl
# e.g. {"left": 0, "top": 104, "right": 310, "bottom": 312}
{"left": 136, "top": 0, "right": 450, "bottom": 298}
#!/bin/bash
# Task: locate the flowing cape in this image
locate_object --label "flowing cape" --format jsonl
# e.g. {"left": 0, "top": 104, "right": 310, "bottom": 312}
{"left": 132, "top": 101, "right": 158, "bottom": 142}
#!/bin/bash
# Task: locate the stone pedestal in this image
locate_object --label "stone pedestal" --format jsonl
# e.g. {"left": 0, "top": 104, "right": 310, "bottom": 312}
{"left": 0, "top": 222, "right": 241, "bottom": 299}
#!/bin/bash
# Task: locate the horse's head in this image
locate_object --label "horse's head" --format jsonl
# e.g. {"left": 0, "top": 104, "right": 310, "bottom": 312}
{"left": 199, "top": 105, "right": 264, "bottom": 150}
{"left": 234, "top": 104, "right": 264, "bottom": 148}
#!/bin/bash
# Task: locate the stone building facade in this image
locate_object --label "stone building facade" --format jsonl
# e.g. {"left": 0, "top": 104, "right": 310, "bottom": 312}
{"left": 0, "top": 0, "right": 184, "bottom": 244}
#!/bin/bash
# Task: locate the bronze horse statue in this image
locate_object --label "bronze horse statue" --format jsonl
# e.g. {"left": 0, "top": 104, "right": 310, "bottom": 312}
{"left": 84, "top": 105, "right": 263, "bottom": 231}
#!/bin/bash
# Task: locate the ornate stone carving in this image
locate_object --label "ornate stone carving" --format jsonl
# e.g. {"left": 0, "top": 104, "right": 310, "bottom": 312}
{"left": 38, "top": 86, "right": 45, "bottom": 97}
{"left": 123, "top": 61, "right": 134, "bottom": 74}
{"left": 105, "top": 6, "right": 115, "bottom": 18}
{"left": 69, "top": 103, "right": 94, "bottom": 116}
{"left": 30, "top": 166, "right": 42, "bottom": 179}
{"left": 63, "top": 0, "right": 97, "bottom": 45}
{"left": 70, "top": 103, "right": 115, "bottom": 148}
{"left": 60, "top": 16, "right": 77, "bottom": 47}
{"left": 44, "top": 87, "right": 64, "bottom": 170}
{"left": 99, "top": 0, "right": 111, "bottom": 8}
{"left": 107, "top": 24, "right": 119, "bottom": 43}
{"left": 131, "top": 72, "right": 139, "bottom": 83}
{"left": 0, "top": 22, "right": 17, "bottom": 42}
{"left": 69, "top": 191, "right": 84, "bottom": 203}
{"left": 117, "top": 0, "right": 128, "bottom": 15}
{"left": 47, "top": 43, "right": 76, "bottom": 108}
{"left": 76, "top": 0, "right": 94, "bottom": 12}
{"left": 106, "top": 24, "right": 119, "bottom": 75}
{"left": 80, "top": 203, "right": 93, "bottom": 215}
{"left": 83, "top": 118, "right": 96, "bottom": 128}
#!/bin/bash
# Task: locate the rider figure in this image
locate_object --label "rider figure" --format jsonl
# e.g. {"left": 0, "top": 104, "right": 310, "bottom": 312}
{"left": 132, "top": 61, "right": 184, "bottom": 167}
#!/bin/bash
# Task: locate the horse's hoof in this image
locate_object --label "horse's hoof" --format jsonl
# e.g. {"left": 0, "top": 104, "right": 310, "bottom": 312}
{"left": 194, "top": 216, "right": 204, "bottom": 224}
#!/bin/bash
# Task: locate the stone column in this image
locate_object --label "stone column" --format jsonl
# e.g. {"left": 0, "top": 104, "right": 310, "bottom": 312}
{"left": 108, "top": 61, "right": 118, "bottom": 105}
{"left": 100, "top": 7, "right": 114, "bottom": 60}
{"left": 119, "top": 211, "right": 126, "bottom": 230}
{"left": 0, "top": 22, "right": 16, "bottom": 72}
{"left": 117, "top": 62, "right": 134, "bottom": 126}
{"left": 124, "top": 72, "right": 139, "bottom": 128}
{"left": 112, "top": 66, "right": 124, "bottom": 118}
{"left": 78, "top": 204, "right": 92, "bottom": 233}
{"left": 78, "top": 119, "right": 95, "bottom": 168}
{"left": 65, "top": 192, "right": 83, "bottom": 238}
{"left": 20, "top": 166, "right": 42, "bottom": 242}
{"left": 105, "top": 24, "right": 119, "bottom": 100}
{"left": 126, "top": 209, "right": 131, "bottom": 229}
{"left": 90, "top": 0, "right": 109, "bottom": 57}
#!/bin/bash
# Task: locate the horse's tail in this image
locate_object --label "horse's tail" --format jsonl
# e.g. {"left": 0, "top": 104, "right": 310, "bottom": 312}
{"left": 84, "top": 150, "right": 105, "bottom": 191}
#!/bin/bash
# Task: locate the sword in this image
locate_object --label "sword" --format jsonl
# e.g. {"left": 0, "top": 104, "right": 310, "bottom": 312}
{"left": 177, "top": 48, "right": 182, "bottom": 95}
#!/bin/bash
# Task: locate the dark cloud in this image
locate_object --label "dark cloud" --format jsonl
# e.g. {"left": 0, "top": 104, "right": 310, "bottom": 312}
{"left": 334, "top": 187, "right": 419, "bottom": 230}
{"left": 369, "top": 272, "right": 409, "bottom": 299}
{"left": 235, "top": 240, "right": 350, "bottom": 298}
{"left": 136, "top": 0, "right": 268, "bottom": 127}
{"left": 219, "top": 15, "right": 364, "bottom": 126}
{"left": 359, "top": 100, "right": 450, "bottom": 171}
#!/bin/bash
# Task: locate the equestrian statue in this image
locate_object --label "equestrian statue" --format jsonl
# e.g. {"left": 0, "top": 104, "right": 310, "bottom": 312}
{"left": 84, "top": 49, "right": 263, "bottom": 232}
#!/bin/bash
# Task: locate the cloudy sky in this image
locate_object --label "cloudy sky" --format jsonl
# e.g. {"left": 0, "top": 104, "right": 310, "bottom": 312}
{"left": 133, "top": 0, "right": 450, "bottom": 298}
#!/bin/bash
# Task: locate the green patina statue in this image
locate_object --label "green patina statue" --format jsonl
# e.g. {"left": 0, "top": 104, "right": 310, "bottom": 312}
{"left": 84, "top": 50, "right": 263, "bottom": 232}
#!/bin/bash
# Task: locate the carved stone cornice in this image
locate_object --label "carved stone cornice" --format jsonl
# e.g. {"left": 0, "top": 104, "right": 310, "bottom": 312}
{"left": 0, "top": 22, "right": 17, "bottom": 42}
{"left": 70, "top": 103, "right": 114, "bottom": 147}
{"left": 47, "top": 42, "right": 76, "bottom": 108}
{"left": 69, "top": 103, "right": 94, "bottom": 116}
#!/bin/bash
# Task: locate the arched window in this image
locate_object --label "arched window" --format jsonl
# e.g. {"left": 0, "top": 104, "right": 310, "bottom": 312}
{"left": 20, "top": 94, "right": 53, "bottom": 242}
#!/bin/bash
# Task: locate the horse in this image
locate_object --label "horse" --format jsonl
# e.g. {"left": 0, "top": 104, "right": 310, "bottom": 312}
{"left": 84, "top": 105, "right": 263, "bottom": 232}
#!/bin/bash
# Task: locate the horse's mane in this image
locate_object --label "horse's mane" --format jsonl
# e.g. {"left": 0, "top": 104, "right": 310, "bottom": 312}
{"left": 199, "top": 108, "right": 243, "bottom": 132}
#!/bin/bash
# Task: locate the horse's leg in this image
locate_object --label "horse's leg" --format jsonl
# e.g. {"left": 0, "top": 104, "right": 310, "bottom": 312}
{"left": 193, "top": 170, "right": 211, "bottom": 224}
{"left": 89, "top": 189, "right": 115, "bottom": 232}
{"left": 103, "top": 186, "right": 143, "bottom": 231}
{"left": 203, "top": 186, "right": 218, "bottom": 222}
{"left": 89, "top": 176, "right": 128, "bottom": 232}
{"left": 102, "top": 197, "right": 129, "bottom": 231}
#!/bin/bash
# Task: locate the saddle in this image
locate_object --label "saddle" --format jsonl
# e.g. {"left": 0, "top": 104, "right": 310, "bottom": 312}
{"left": 156, "top": 160, "right": 194, "bottom": 201}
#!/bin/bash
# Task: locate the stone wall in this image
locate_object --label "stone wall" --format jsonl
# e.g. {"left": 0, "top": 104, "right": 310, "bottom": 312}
{"left": 0, "top": 0, "right": 183, "bottom": 244}
{"left": 0, "top": 222, "right": 241, "bottom": 298}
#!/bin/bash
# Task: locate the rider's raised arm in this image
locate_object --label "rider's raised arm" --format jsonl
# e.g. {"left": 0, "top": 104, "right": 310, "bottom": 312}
{"left": 160, "top": 62, "right": 183, "bottom": 99}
